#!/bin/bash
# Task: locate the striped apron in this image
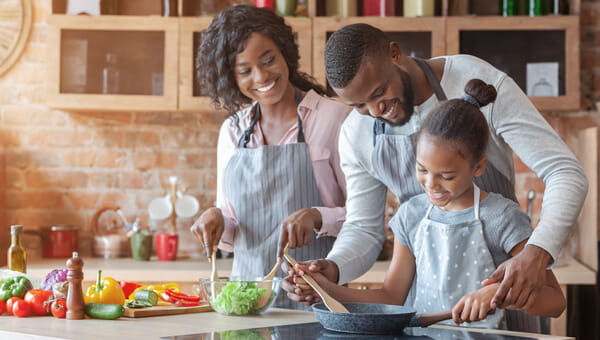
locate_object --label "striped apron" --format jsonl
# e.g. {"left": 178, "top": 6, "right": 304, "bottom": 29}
{"left": 371, "top": 58, "right": 539, "bottom": 332}
{"left": 222, "top": 93, "right": 335, "bottom": 310}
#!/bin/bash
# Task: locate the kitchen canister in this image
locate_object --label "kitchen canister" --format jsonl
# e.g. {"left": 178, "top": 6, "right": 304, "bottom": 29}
{"left": 363, "top": 0, "right": 395, "bottom": 16}
{"left": 276, "top": 0, "right": 297, "bottom": 16}
{"left": 403, "top": 0, "right": 435, "bottom": 17}
{"left": 326, "top": 0, "right": 357, "bottom": 17}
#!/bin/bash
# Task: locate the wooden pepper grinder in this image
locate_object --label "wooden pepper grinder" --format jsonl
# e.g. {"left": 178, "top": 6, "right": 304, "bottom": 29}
{"left": 66, "top": 251, "right": 85, "bottom": 320}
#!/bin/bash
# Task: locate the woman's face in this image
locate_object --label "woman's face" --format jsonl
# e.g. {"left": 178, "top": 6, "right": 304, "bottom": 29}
{"left": 234, "top": 32, "right": 290, "bottom": 106}
{"left": 415, "top": 133, "right": 486, "bottom": 211}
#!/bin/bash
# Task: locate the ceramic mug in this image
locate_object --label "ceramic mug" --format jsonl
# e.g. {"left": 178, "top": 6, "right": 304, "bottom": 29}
{"left": 155, "top": 233, "right": 178, "bottom": 261}
{"left": 130, "top": 232, "right": 153, "bottom": 261}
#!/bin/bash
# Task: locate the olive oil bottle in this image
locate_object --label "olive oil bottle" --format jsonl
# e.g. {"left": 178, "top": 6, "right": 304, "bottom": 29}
{"left": 8, "top": 225, "right": 26, "bottom": 273}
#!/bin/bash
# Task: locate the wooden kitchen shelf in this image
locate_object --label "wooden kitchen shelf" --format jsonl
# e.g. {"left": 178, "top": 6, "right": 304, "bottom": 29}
{"left": 47, "top": 15, "right": 179, "bottom": 111}
{"left": 178, "top": 16, "right": 313, "bottom": 112}
{"left": 47, "top": 3, "right": 582, "bottom": 112}
{"left": 446, "top": 15, "right": 580, "bottom": 111}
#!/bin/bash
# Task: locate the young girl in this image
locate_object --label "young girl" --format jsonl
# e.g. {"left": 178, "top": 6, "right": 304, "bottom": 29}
{"left": 294, "top": 79, "right": 565, "bottom": 329}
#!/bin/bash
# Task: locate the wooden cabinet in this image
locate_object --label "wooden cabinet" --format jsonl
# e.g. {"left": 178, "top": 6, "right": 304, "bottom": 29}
{"left": 47, "top": 15, "right": 179, "bottom": 111}
{"left": 312, "top": 16, "right": 446, "bottom": 88}
{"left": 446, "top": 15, "right": 580, "bottom": 111}
{"left": 46, "top": 2, "right": 582, "bottom": 112}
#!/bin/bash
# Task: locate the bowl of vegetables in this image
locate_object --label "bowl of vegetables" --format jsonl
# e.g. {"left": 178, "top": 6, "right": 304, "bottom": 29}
{"left": 201, "top": 277, "right": 281, "bottom": 316}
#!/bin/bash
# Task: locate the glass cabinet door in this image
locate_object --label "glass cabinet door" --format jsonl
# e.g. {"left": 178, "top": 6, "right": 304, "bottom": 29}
{"left": 48, "top": 15, "right": 178, "bottom": 111}
{"left": 446, "top": 16, "right": 580, "bottom": 111}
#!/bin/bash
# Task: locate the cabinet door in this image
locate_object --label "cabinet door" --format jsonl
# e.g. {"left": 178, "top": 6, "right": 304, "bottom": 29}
{"left": 312, "top": 17, "right": 446, "bottom": 89}
{"left": 179, "top": 17, "right": 313, "bottom": 112}
{"left": 446, "top": 16, "right": 580, "bottom": 111}
{"left": 47, "top": 15, "right": 178, "bottom": 111}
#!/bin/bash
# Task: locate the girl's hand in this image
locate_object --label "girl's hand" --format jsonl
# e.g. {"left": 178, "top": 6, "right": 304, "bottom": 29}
{"left": 277, "top": 208, "right": 322, "bottom": 259}
{"left": 190, "top": 207, "right": 224, "bottom": 258}
{"left": 452, "top": 285, "right": 497, "bottom": 324}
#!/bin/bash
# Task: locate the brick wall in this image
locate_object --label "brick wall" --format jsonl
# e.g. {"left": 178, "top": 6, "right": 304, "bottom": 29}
{"left": 0, "top": 0, "right": 599, "bottom": 265}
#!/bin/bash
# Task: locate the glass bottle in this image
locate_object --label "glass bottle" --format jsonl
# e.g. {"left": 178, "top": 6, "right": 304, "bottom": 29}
{"left": 500, "top": 0, "right": 516, "bottom": 16}
{"left": 255, "top": 0, "right": 275, "bottom": 10}
{"left": 162, "top": 0, "right": 178, "bottom": 17}
{"left": 326, "top": 0, "right": 357, "bottom": 17}
{"left": 8, "top": 225, "right": 26, "bottom": 273}
{"left": 403, "top": 0, "right": 434, "bottom": 17}
{"left": 102, "top": 53, "right": 120, "bottom": 94}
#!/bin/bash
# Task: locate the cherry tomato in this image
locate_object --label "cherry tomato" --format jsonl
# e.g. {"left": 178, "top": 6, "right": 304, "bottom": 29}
{"left": 12, "top": 299, "right": 31, "bottom": 317}
{"left": 50, "top": 298, "right": 66, "bottom": 318}
{"left": 24, "top": 289, "right": 53, "bottom": 316}
{"left": 6, "top": 297, "right": 21, "bottom": 315}
{"left": 0, "top": 299, "right": 5, "bottom": 314}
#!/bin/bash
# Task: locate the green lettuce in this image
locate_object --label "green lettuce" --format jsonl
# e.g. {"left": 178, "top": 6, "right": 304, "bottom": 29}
{"left": 210, "top": 281, "right": 267, "bottom": 315}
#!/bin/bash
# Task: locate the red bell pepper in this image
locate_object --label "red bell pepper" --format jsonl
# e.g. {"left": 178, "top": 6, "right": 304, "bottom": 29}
{"left": 119, "top": 281, "right": 141, "bottom": 298}
{"left": 161, "top": 290, "right": 201, "bottom": 307}
{"left": 165, "top": 289, "right": 201, "bottom": 302}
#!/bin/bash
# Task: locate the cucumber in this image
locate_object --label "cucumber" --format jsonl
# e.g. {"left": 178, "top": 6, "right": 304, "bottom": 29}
{"left": 84, "top": 303, "right": 124, "bottom": 319}
{"left": 133, "top": 289, "right": 158, "bottom": 306}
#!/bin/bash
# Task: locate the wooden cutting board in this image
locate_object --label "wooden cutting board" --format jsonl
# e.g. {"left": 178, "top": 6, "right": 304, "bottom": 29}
{"left": 123, "top": 303, "right": 212, "bottom": 318}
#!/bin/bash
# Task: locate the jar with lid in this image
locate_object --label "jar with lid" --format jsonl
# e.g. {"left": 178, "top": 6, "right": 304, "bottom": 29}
{"left": 8, "top": 225, "right": 27, "bottom": 273}
{"left": 102, "top": 53, "right": 120, "bottom": 94}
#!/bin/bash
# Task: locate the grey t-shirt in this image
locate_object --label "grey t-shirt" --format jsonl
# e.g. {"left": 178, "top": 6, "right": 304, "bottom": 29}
{"left": 390, "top": 192, "right": 532, "bottom": 267}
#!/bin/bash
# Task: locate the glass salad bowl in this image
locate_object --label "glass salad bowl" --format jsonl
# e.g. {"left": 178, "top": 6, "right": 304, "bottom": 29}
{"left": 201, "top": 277, "right": 281, "bottom": 316}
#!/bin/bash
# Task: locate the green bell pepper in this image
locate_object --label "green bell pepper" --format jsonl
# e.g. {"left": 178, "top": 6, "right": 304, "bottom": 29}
{"left": 0, "top": 276, "right": 33, "bottom": 300}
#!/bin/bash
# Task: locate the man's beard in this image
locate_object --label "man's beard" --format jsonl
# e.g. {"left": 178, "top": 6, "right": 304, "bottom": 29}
{"left": 383, "top": 68, "right": 415, "bottom": 127}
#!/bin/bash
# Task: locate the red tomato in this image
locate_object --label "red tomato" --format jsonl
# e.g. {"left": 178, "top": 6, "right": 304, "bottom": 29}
{"left": 6, "top": 297, "right": 21, "bottom": 315}
{"left": 0, "top": 299, "right": 5, "bottom": 314}
{"left": 50, "top": 298, "right": 66, "bottom": 318}
{"left": 12, "top": 299, "right": 31, "bottom": 317}
{"left": 24, "top": 289, "right": 53, "bottom": 316}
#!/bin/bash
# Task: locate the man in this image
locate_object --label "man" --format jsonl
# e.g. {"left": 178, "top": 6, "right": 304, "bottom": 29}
{"left": 281, "top": 23, "right": 587, "bottom": 329}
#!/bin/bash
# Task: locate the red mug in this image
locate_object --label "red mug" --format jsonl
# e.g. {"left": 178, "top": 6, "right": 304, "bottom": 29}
{"left": 155, "top": 233, "right": 178, "bottom": 261}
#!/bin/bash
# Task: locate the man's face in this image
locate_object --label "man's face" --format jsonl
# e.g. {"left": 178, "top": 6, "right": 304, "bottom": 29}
{"left": 332, "top": 52, "right": 414, "bottom": 126}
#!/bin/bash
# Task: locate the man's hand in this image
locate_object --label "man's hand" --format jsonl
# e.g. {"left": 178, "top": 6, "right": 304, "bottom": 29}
{"left": 190, "top": 207, "right": 224, "bottom": 258}
{"left": 482, "top": 244, "right": 551, "bottom": 309}
{"left": 280, "top": 258, "right": 339, "bottom": 305}
{"left": 452, "top": 284, "right": 497, "bottom": 324}
{"left": 277, "top": 208, "right": 323, "bottom": 259}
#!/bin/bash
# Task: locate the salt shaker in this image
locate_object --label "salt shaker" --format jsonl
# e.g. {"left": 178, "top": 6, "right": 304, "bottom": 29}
{"left": 66, "top": 251, "right": 85, "bottom": 320}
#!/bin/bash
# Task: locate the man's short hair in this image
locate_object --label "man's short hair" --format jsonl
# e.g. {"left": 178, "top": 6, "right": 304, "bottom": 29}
{"left": 324, "top": 23, "right": 392, "bottom": 89}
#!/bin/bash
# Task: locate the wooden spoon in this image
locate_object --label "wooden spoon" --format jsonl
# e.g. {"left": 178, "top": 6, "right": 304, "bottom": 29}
{"left": 283, "top": 246, "right": 349, "bottom": 313}
{"left": 263, "top": 258, "right": 282, "bottom": 280}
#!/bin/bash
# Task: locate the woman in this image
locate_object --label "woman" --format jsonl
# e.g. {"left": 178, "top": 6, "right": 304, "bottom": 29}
{"left": 191, "top": 4, "right": 350, "bottom": 309}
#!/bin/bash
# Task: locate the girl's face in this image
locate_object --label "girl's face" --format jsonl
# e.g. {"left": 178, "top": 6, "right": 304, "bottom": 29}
{"left": 416, "top": 133, "right": 486, "bottom": 211}
{"left": 234, "top": 32, "right": 290, "bottom": 106}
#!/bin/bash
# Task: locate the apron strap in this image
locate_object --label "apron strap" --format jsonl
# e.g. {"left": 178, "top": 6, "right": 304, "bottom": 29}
{"left": 412, "top": 57, "right": 447, "bottom": 101}
{"left": 372, "top": 58, "right": 447, "bottom": 146}
{"left": 473, "top": 184, "right": 481, "bottom": 220}
{"left": 424, "top": 204, "right": 434, "bottom": 219}
{"left": 238, "top": 88, "right": 305, "bottom": 148}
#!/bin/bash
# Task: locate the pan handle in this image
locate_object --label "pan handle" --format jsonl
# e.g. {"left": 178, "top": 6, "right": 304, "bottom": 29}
{"left": 412, "top": 310, "right": 453, "bottom": 327}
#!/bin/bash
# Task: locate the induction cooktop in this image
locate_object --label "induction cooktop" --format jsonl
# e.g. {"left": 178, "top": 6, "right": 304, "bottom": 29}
{"left": 161, "top": 322, "right": 540, "bottom": 340}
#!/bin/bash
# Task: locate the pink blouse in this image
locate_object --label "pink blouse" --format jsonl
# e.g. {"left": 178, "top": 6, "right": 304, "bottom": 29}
{"left": 216, "top": 90, "right": 351, "bottom": 251}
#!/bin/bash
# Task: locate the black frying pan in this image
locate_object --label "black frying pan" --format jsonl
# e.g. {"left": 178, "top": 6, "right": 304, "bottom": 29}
{"left": 312, "top": 302, "right": 453, "bottom": 334}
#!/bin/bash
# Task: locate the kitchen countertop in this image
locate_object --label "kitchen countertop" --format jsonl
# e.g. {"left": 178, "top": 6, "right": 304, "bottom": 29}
{"left": 24, "top": 255, "right": 596, "bottom": 285}
{"left": 0, "top": 308, "right": 574, "bottom": 340}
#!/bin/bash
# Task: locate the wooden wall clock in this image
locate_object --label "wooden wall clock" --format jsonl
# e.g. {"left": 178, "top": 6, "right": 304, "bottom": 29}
{"left": 0, "top": 0, "right": 32, "bottom": 76}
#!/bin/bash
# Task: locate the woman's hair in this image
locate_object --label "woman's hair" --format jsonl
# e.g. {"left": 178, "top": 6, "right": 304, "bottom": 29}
{"left": 196, "top": 4, "right": 327, "bottom": 122}
{"left": 417, "top": 79, "right": 497, "bottom": 164}
{"left": 325, "top": 23, "right": 391, "bottom": 89}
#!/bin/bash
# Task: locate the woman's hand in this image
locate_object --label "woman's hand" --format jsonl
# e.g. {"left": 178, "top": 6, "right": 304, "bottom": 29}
{"left": 190, "top": 207, "right": 224, "bottom": 258}
{"left": 452, "top": 284, "right": 497, "bottom": 325}
{"left": 277, "top": 208, "right": 323, "bottom": 259}
{"left": 281, "top": 258, "right": 339, "bottom": 305}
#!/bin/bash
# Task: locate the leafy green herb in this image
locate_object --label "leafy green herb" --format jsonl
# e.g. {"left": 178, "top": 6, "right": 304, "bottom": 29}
{"left": 219, "top": 329, "right": 269, "bottom": 340}
{"left": 210, "top": 281, "right": 267, "bottom": 315}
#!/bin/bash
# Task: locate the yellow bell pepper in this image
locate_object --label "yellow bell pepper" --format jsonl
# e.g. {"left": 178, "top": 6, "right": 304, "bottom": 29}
{"left": 84, "top": 270, "right": 125, "bottom": 305}
{"left": 128, "top": 283, "right": 180, "bottom": 302}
